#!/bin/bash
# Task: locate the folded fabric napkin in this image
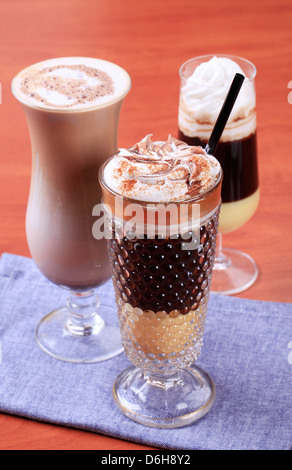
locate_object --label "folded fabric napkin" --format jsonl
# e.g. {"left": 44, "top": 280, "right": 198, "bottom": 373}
{"left": 0, "top": 252, "right": 291, "bottom": 450}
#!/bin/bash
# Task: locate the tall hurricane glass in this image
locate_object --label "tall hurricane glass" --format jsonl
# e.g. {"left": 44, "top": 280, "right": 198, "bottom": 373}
{"left": 99, "top": 143, "right": 222, "bottom": 428}
{"left": 178, "top": 54, "right": 259, "bottom": 295}
{"left": 11, "top": 57, "right": 131, "bottom": 363}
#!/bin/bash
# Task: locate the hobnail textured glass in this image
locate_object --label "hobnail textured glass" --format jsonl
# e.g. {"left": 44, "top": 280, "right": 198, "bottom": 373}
{"left": 117, "top": 296, "right": 208, "bottom": 375}
{"left": 106, "top": 208, "right": 219, "bottom": 375}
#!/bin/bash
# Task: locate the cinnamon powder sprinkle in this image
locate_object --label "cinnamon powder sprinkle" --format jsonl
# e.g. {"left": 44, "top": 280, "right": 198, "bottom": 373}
{"left": 120, "top": 178, "right": 137, "bottom": 193}
{"left": 109, "top": 134, "right": 221, "bottom": 201}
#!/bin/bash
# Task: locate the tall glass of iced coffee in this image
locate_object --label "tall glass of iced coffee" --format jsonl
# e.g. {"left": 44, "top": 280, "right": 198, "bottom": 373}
{"left": 178, "top": 55, "right": 259, "bottom": 294}
{"left": 99, "top": 135, "right": 222, "bottom": 428}
{"left": 11, "top": 57, "right": 131, "bottom": 362}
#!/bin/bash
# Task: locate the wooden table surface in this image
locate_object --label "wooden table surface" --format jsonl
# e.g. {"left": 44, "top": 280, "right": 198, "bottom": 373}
{"left": 0, "top": 0, "right": 291, "bottom": 450}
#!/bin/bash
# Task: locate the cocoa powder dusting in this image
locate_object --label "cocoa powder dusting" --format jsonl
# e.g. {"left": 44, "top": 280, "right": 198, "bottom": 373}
{"left": 120, "top": 179, "right": 137, "bottom": 193}
{"left": 20, "top": 64, "right": 114, "bottom": 108}
{"left": 113, "top": 135, "right": 221, "bottom": 199}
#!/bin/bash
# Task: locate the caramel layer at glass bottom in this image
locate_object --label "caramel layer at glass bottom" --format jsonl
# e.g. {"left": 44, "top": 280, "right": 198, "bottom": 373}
{"left": 219, "top": 188, "right": 260, "bottom": 234}
{"left": 116, "top": 296, "right": 208, "bottom": 374}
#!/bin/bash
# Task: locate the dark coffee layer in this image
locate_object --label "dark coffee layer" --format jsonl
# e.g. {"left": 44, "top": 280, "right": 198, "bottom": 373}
{"left": 107, "top": 209, "right": 219, "bottom": 315}
{"left": 178, "top": 131, "right": 259, "bottom": 203}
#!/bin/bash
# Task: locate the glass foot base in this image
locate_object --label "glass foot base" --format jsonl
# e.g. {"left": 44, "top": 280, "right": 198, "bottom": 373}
{"left": 35, "top": 305, "right": 123, "bottom": 363}
{"left": 211, "top": 248, "right": 258, "bottom": 295}
{"left": 113, "top": 364, "right": 216, "bottom": 428}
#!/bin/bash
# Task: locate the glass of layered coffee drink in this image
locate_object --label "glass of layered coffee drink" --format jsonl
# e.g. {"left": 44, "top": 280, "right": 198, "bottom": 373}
{"left": 99, "top": 135, "right": 222, "bottom": 428}
{"left": 178, "top": 55, "right": 259, "bottom": 294}
{"left": 11, "top": 57, "right": 131, "bottom": 362}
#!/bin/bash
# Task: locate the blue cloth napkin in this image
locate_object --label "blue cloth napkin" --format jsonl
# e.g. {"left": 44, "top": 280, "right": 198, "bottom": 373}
{"left": 0, "top": 252, "right": 291, "bottom": 450}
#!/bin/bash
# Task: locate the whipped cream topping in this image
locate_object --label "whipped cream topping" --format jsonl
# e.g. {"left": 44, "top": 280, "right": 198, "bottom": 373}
{"left": 12, "top": 57, "right": 131, "bottom": 111}
{"left": 179, "top": 56, "right": 256, "bottom": 141}
{"left": 103, "top": 134, "right": 221, "bottom": 202}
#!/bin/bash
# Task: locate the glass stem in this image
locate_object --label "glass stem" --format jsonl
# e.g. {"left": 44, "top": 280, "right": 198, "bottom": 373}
{"left": 214, "top": 232, "right": 231, "bottom": 269}
{"left": 144, "top": 371, "right": 183, "bottom": 389}
{"left": 65, "top": 289, "right": 104, "bottom": 336}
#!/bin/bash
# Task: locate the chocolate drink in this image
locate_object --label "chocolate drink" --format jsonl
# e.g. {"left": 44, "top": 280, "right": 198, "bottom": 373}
{"left": 100, "top": 135, "right": 222, "bottom": 373}
{"left": 11, "top": 57, "right": 131, "bottom": 288}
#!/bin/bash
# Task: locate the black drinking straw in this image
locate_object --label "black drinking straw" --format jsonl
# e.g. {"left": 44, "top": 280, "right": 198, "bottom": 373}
{"left": 205, "top": 73, "right": 245, "bottom": 155}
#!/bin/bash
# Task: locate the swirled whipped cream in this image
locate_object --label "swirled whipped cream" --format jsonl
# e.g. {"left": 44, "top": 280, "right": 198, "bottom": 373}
{"left": 103, "top": 134, "right": 221, "bottom": 202}
{"left": 179, "top": 56, "right": 256, "bottom": 141}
